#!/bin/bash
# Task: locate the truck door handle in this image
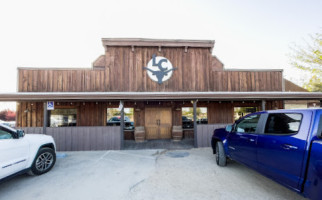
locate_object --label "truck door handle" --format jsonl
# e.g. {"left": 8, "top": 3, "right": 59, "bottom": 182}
{"left": 281, "top": 144, "right": 298, "bottom": 150}
{"left": 249, "top": 139, "right": 255, "bottom": 142}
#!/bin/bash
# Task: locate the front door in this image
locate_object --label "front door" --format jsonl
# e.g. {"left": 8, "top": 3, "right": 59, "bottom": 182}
{"left": 145, "top": 107, "right": 172, "bottom": 140}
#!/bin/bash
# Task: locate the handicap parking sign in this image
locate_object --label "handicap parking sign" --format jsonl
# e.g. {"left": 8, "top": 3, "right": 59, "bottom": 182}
{"left": 47, "top": 101, "right": 55, "bottom": 110}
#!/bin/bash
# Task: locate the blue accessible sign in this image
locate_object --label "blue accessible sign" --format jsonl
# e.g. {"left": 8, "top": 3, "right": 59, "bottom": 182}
{"left": 47, "top": 101, "right": 55, "bottom": 110}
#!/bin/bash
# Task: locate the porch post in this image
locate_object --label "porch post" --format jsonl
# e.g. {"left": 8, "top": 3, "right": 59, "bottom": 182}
{"left": 120, "top": 100, "right": 124, "bottom": 150}
{"left": 261, "top": 100, "right": 266, "bottom": 111}
{"left": 43, "top": 102, "right": 47, "bottom": 134}
{"left": 193, "top": 100, "right": 198, "bottom": 148}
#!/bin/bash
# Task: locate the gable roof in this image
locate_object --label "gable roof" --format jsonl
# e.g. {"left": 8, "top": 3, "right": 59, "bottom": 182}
{"left": 102, "top": 38, "right": 215, "bottom": 52}
{"left": 284, "top": 79, "right": 308, "bottom": 92}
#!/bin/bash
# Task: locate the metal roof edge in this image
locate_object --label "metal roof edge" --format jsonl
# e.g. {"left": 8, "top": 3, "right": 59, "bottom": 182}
{"left": 0, "top": 92, "right": 321, "bottom": 101}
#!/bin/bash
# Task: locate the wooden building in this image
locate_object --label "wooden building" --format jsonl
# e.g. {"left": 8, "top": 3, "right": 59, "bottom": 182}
{"left": 2, "top": 38, "right": 321, "bottom": 150}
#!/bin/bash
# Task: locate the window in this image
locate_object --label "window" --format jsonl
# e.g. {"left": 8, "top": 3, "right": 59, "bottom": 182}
{"left": 234, "top": 114, "right": 260, "bottom": 133}
{"left": 50, "top": 109, "right": 77, "bottom": 127}
{"left": 234, "top": 107, "right": 258, "bottom": 120}
{"left": 0, "top": 126, "right": 13, "bottom": 139}
{"left": 318, "top": 115, "right": 322, "bottom": 138}
{"left": 106, "top": 108, "right": 134, "bottom": 130}
{"left": 182, "top": 107, "right": 208, "bottom": 129}
{"left": 264, "top": 113, "right": 302, "bottom": 135}
{"left": 196, "top": 107, "right": 208, "bottom": 124}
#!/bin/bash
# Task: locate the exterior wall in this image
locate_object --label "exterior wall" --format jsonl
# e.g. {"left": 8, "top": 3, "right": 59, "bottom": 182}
{"left": 16, "top": 44, "right": 284, "bottom": 128}
{"left": 18, "top": 47, "right": 283, "bottom": 93}
{"left": 17, "top": 102, "right": 109, "bottom": 127}
{"left": 16, "top": 102, "right": 43, "bottom": 127}
{"left": 266, "top": 100, "right": 284, "bottom": 110}
{"left": 21, "top": 126, "right": 121, "bottom": 151}
{"left": 197, "top": 124, "right": 228, "bottom": 147}
{"left": 16, "top": 100, "right": 284, "bottom": 128}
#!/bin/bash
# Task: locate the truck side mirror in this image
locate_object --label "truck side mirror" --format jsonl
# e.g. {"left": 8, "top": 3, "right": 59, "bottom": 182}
{"left": 225, "top": 125, "right": 233, "bottom": 132}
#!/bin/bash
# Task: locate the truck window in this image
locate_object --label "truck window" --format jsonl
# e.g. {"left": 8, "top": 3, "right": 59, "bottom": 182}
{"left": 318, "top": 115, "right": 322, "bottom": 138}
{"left": 233, "top": 114, "right": 260, "bottom": 133}
{"left": 264, "top": 113, "right": 302, "bottom": 135}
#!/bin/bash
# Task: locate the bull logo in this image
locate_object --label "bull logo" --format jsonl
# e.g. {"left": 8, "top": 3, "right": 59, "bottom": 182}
{"left": 143, "top": 54, "right": 177, "bottom": 84}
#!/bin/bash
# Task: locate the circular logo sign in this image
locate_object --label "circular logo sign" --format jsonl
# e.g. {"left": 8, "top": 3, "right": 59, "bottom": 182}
{"left": 144, "top": 54, "right": 177, "bottom": 84}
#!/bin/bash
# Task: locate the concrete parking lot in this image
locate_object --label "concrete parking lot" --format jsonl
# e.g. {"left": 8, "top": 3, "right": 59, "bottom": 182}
{"left": 0, "top": 148, "right": 306, "bottom": 200}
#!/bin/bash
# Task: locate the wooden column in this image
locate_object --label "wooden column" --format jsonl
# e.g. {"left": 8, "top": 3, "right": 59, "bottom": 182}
{"left": 193, "top": 100, "right": 198, "bottom": 148}
{"left": 261, "top": 100, "right": 266, "bottom": 111}
{"left": 120, "top": 100, "right": 124, "bottom": 150}
{"left": 43, "top": 102, "right": 47, "bottom": 134}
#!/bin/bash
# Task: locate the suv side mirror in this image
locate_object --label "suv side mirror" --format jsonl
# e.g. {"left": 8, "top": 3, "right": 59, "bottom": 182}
{"left": 225, "top": 125, "right": 233, "bottom": 132}
{"left": 17, "top": 130, "right": 25, "bottom": 138}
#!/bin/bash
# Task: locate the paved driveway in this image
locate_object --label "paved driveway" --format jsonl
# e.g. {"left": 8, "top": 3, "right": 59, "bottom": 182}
{"left": 0, "top": 148, "right": 306, "bottom": 200}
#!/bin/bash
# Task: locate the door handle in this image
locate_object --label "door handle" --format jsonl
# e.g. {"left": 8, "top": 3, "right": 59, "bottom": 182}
{"left": 281, "top": 144, "right": 298, "bottom": 150}
{"left": 249, "top": 139, "right": 255, "bottom": 142}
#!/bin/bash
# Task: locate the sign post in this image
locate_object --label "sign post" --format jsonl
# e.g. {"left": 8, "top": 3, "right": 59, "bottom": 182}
{"left": 43, "top": 101, "right": 54, "bottom": 134}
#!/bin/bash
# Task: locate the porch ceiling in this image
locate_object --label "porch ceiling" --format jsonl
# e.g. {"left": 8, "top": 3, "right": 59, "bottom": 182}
{"left": 0, "top": 92, "right": 321, "bottom": 101}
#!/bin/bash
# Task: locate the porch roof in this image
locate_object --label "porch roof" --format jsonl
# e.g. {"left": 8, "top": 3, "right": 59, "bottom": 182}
{"left": 0, "top": 92, "right": 321, "bottom": 101}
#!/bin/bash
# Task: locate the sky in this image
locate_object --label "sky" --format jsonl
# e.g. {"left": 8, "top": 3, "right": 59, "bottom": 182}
{"left": 0, "top": 0, "right": 321, "bottom": 110}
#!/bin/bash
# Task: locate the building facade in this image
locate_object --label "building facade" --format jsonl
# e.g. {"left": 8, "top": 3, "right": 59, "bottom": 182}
{"left": 8, "top": 38, "right": 321, "bottom": 150}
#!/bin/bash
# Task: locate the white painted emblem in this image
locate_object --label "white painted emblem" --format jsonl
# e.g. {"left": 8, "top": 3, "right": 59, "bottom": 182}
{"left": 144, "top": 54, "right": 177, "bottom": 84}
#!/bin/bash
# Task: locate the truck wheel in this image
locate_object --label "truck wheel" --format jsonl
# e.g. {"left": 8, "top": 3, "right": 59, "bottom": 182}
{"left": 216, "top": 141, "right": 227, "bottom": 166}
{"left": 29, "top": 148, "right": 56, "bottom": 175}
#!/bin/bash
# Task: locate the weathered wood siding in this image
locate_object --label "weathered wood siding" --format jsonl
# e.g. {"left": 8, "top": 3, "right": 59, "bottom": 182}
{"left": 16, "top": 100, "right": 283, "bottom": 128}
{"left": 21, "top": 126, "right": 121, "bottom": 151}
{"left": 208, "top": 102, "right": 234, "bottom": 124}
{"left": 197, "top": 124, "right": 229, "bottom": 147}
{"left": 18, "top": 47, "right": 283, "bottom": 93}
{"left": 16, "top": 102, "right": 44, "bottom": 128}
{"left": 16, "top": 102, "right": 108, "bottom": 127}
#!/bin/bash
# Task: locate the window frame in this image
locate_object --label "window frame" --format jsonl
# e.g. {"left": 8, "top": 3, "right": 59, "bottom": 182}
{"left": 232, "top": 113, "right": 262, "bottom": 134}
{"left": 263, "top": 112, "right": 303, "bottom": 136}
{"left": 49, "top": 108, "right": 78, "bottom": 127}
{"left": 233, "top": 106, "right": 259, "bottom": 121}
{"left": 0, "top": 125, "right": 15, "bottom": 139}
{"left": 316, "top": 114, "right": 322, "bottom": 138}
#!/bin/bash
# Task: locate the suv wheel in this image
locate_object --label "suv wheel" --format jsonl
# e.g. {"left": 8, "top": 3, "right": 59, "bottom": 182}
{"left": 29, "top": 147, "right": 56, "bottom": 175}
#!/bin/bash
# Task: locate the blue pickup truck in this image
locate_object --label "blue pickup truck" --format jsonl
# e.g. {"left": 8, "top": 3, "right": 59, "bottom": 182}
{"left": 211, "top": 108, "right": 322, "bottom": 200}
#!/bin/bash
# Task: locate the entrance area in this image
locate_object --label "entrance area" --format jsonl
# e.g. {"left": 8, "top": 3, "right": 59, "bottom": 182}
{"left": 145, "top": 107, "right": 172, "bottom": 140}
{"left": 124, "top": 139, "right": 194, "bottom": 150}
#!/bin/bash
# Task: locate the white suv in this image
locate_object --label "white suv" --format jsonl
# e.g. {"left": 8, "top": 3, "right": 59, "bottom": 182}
{"left": 0, "top": 124, "right": 56, "bottom": 181}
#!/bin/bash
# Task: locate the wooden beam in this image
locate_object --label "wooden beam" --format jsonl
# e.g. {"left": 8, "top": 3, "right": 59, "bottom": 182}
{"left": 1, "top": 92, "right": 321, "bottom": 101}
{"left": 43, "top": 102, "right": 47, "bottom": 134}
{"left": 193, "top": 100, "right": 198, "bottom": 148}
{"left": 120, "top": 100, "right": 124, "bottom": 150}
{"left": 261, "top": 100, "right": 266, "bottom": 111}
